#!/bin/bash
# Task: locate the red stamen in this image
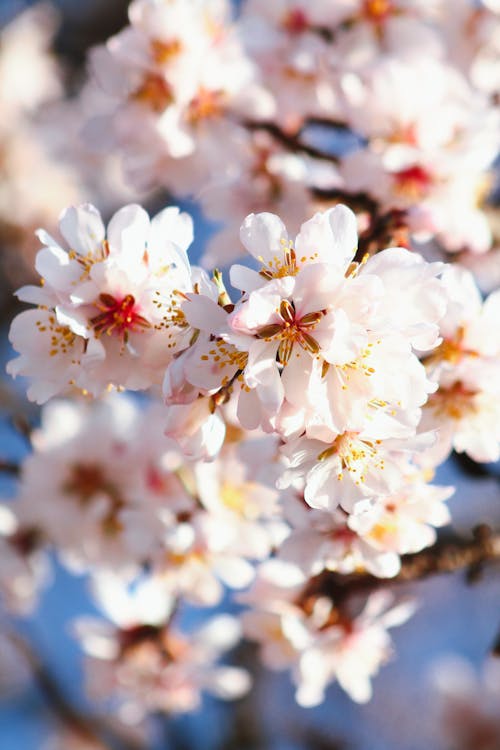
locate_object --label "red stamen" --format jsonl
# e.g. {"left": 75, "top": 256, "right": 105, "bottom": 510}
{"left": 393, "top": 165, "right": 434, "bottom": 199}
{"left": 283, "top": 8, "right": 309, "bottom": 34}
{"left": 91, "top": 293, "right": 151, "bottom": 339}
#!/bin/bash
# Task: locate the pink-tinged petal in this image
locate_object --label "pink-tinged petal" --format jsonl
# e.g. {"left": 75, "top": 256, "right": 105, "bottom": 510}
{"left": 236, "top": 388, "right": 263, "bottom": 431}
{"left": 304, "top": 459, "right": 337, "bottom": 511}
{"left": 106, "top": 204, "right": 150, "bottom": 262}
{"left": 295, "top": 204, "right": 358, "bottom": 269}
{"left": 229, "top": 289, "right": 282, "bottom": 334}
{"left": 336, "top": 667, "right": 372, "bottom": 704}
{"left": 150, "top": 206, "right": 193, "bottom": 255}
{"left": 281, "top": 350, "right": 312, "bottom": 408}
{"left": 165, "top": 401, "right": 225, "bottom": 461}
{"left": 34, "top": 246, "right": 81, "bottom": 289}
{"left": 59, "top": 204, "right": 105, "bottom": 257}
{"left": 379, "top": 600, "right": 417, "bottom": 629}
{"left": 320, "top": 308, "right": 366, "bottom": 365}
{"left": 291, "top": 263, "right": 343, "bottom": 316}
{"left": 279, "top": 529, "right": 327, "bottom": 574}
{"left": 15, "top": 284, "right": 54, "bottom": 306}
{"left": 213, "top": 557, "right": 255, "bottom": 589}
{"left": 182, "top": 294, "right": 227, "bottom": 333}
{"left": 245, "top": 340, "right": 278, "bottom": 389}
{"left": 88, "top": 45, "right": 130, "bottom": 97}
{"left": 229, "top": 264, "right": 265, "bottom": 293}
{"left": 54, "top": 307, "right": 89, "bottom": 338}
{"left": 163, "top": 350, "right": 199, "bottom": 405}
{"left": 239, "top": 212, "right": 288, "bottom": 262}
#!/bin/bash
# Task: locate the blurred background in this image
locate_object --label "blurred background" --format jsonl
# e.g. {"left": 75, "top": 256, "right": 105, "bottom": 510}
{"left": 0, "top": 2, "right": 499, "bottom": 749}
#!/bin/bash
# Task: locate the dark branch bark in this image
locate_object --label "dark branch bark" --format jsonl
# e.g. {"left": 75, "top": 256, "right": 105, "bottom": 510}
{"left": 0, "top": 459, "right": 20, "bottom": 476}
{"left": 243, "top": 120, "right": 341, "bottom": 163}
{"left": 304, "top": 525, "right": 500, "bottom": 605}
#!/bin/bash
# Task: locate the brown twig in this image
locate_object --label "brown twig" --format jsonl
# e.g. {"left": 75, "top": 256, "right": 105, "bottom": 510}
{"left": 244, "top": 120, "right": 341, "bottom": 164}
{"left": 0, "top": 459, "right": 20, "bottom": 476}
{"left": 304, "top": 115, "right": 352, "bottom": 132}
{"left": 492, "top": 626, "right": 500, "bottom": 657}
{"left": 311, "top": 186, "right": 378, "bottom": 212}
{"left": 304, "top": 525, "right": 500, "bottom": 605}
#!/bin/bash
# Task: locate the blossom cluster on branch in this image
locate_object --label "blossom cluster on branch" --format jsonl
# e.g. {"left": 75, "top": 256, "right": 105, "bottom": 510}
{"left": 3, "top": 198, "right": 500, "bottom": 721}
{"left": 83, "top": 0, "right": 500, "bottom": 266}
{"left": 0, "top": 0, "right": 499, "bottom": 741}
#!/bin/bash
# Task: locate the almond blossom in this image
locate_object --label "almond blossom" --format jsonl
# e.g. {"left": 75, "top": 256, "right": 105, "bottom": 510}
{"left": 2, "top": 0, "right": 500, "bottom": 728}
{"left": 219, "top": 205, "right": 444, "bottom": 437}
{"left": 240, "top": 0, "right": 338, "bottom": 131}
{"left": 278, "top": 427, "right": 435, "bottom": 515}
{"left": 338, "top": 58, "right": 499, "bottom": 254}
{"left": 0, "top": 505, "right": 50, "bottom": 615}
{"left": 75, "top": 574, "right": 250, "bottom": 719}
{"left": 14, "top": 395, "right": 195, "bottom": 573}
{"left": 86, "top": 0, "right": 273, "bottom": 193}
{"left": 279, "top": 468, "right": 453, "bottom": 578}
{"left": 420, "top": 266, "right": 500, "bottom": 464}
{"left": 7, "top": 202, "right": 199, "bottom": 401}
{"left": 327, "top": 0, "right": 445, "bottom": 70}
{"left": 241, "top": 562, "right": 416, "bottom": 706}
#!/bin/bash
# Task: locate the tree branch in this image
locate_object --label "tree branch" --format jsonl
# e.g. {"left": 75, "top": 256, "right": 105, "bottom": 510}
{"left": 243, "top": 120, "right": 341, "bottom": 163}
{"left": 0, "top": 459, "right": 20, "bottom": 476}
{"left": 305, "top": 525, "right": 500, "bottom": 605}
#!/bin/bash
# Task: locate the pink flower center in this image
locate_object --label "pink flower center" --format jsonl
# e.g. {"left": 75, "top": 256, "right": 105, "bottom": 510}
{"left": 187, "top": 87, "right": 225, "bottom": 123}
{"left": 283, "top": 8, "right": 309, "bottom": 34}
{"left": 151, "top": 38, "right": 183, "bottom": 64}
{"left": 91, "top": 293, "right": 151, "bottom": 340}
{"left": 429, "top": 382, "right": 480, "bottom": 421}
{"left": 133, "top": 73, "right": 174, "bottom": 113}
{"left": 393, "top": 165, "right": 434, "bottom": 199}
{"left": 363, "top": 0, "right": 394, "bottom": 23}
{"left": 256, "top": 299, "right": 325, "bottom": 364}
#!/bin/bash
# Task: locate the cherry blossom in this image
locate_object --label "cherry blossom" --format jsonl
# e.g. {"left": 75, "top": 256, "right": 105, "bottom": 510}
{"left": 220, "top": 205, "right": 443, "bottom": 436}
{"left": 241, "top": 562, "right": 416, "bottom": 705}
{"left": 421, "top": 266, "right": 500, "bottom": 464}
{"left": 75, "top": 574, "right": 250, "bottom": 718}
{"left": 7, "top": 202, "right": 199, "bottom": 401}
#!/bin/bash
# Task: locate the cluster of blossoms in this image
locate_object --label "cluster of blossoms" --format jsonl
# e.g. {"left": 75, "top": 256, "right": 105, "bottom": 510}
{"left": 83, "top": 0, "right": 499, "bottom": 268}
{"left": 0, "top": 6, "right": 82, "bottom": 285}
{"left": 0, "top": 5, "right": 146, "bottom": 290}
{"left": 241, "top": 563, "right": 416, "bottom": 706}
{"left": 6, "top": 196, "right": 500, "bottom": 724}
{"left": 1, "top": 0, "right": 499, "bottom": 739}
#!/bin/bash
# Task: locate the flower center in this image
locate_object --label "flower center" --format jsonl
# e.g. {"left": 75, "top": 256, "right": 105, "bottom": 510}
{"left": 63, "top": 463, "right": 112, "bottom": 503}
{"left": 91, "top": 293, "right": 151, "bottom": 341}
{"left": 187, "top": 87, "right": 225, "bottom": 123}
{"left": 393, "top": 165, "right": 434, "bottom": 200}
{"left": 423, "top": 326, "right": 479, "bottom": 368}
{"left": 428, "top": 382, "right": 480, "bottom": 421}
{"left": 63, "top": 462, "right": 125, "bottom": 535}
{"left": 363, "top": 0, "right": 393, "bottom": 22}
{"left": 283, "top": 8, "right": 309, "bottom": 34}
{"left": 258, "top": 239, "right": 320, "bottom": 281}
{"left": 318, "top": 432, "right": 384, "bottom": 483}
{"left": 256, "top": 298, "right": 325, "bottom": 365}
{"left": 151, "top": 38, "right": 183, "bottom": 64}
{"left": 133, "top": 73, "right": 174, "bottom": 113}
{"left": 220, "top": 481, "right": 259, "bottom": 517}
